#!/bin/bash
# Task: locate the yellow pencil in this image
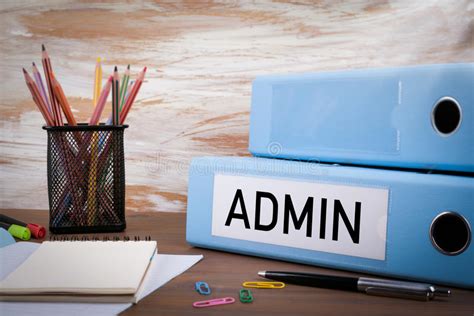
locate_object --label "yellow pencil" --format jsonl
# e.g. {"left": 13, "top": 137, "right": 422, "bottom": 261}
{"left": 89, "top": 57, "right": 102, "bottom": 224}
{"left": 86, "top": 131, "right": 99, "bottom": 226}
{"left": 93, "top": 57, "right": 102, "bottom": 107}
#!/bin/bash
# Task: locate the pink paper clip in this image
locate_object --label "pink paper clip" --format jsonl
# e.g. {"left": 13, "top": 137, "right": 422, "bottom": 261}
{"left": 192, "top": 297, "right": 235, "bottom": 308}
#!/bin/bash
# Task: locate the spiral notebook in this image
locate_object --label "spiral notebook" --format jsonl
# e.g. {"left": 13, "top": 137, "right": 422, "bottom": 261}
{"left": 0, "top": 240, "right": 157, "bottom": 303}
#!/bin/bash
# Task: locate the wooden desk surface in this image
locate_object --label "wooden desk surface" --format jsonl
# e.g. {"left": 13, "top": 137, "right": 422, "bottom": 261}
{"left": 2, "top": 209, "right": 473, "bottom": 316}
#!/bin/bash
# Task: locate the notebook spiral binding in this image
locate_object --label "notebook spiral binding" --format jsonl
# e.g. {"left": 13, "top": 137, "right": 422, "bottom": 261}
{"left": 49, "top": 235, "right": 152, "bottom": 241}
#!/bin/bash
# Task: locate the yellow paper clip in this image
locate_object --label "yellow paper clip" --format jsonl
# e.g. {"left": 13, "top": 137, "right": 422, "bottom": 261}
{"left": 242, "top": 281, "right": 285, "bottom": 289}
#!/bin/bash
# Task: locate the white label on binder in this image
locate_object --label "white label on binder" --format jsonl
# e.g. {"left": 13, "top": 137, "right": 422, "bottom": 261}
{"left": 212, "top": 174, "right": 389, "bottom": 260}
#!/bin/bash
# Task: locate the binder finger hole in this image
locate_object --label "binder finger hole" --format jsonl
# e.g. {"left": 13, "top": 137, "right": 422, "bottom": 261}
{"left": 430, "top": 212, "right": 471, "bottom": 255}
{"left": 431, "top": 97, "right": 462, "bottom": 136}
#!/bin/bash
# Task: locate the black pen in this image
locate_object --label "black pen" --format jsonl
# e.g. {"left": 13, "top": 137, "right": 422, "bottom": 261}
{"left": 258, "top": 271, "right": 451, "bottom": 301}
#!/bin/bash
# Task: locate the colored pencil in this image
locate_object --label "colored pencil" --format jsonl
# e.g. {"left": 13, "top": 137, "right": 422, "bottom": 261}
{"left": 27, "top": 83, "right": 54, "bottom": 127}
{"left": 52, "top": 74, "right": 77, "bottom": 126}
{"left": 93, "top": 57, "right": 102, "bottom": 107}
{"left": 107, "top": 80, "right": 133, "bottom": 125}
{"left": 23, "top": 68, "right": 54, "bottom": 126}
{"left": 119, "top": 64, "right": 130, "bottom": 110}
{"left": 23, "top": 47, "right": 148, "bottom": 227}
{"left": 41, "top": 44, "right": 61, "bottom": 126}
{"left": 36, "top": 49, "right": 77, "bottom": 215}
{"left": 87, "top": 59, "right": 104, "bottom": 222}
{"left": 32, "top": 62, "right": 51, "bottom": 113}
{"left": 86, "top": 131, "right": 99, "bottom": 225}
{"left": 89, "top": 76, "right": 112, "bottom": 125}
{"left": 126, "top": 80, "right": 134, "bottom": 98}
{"left": 112, "top": 66, "right": 120, "bottom": 125}
{"left": 120, "top": 67, "right": 146, "bottom": 124}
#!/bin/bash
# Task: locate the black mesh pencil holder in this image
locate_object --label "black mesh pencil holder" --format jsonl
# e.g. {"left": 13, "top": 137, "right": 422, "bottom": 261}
{"left": 43, "top": 124, "right": 128, "bottom": 234}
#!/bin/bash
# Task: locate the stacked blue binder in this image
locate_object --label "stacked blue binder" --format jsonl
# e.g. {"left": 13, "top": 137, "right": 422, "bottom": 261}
{"left": 186, "top": 64, "right": 474, "bottom": 288}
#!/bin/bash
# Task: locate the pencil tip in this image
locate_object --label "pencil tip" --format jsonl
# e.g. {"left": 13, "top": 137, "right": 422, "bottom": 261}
{"left": 114, "top": 66, "right": 118, "bottom": 71}
{"left": 143, "top": 66, "right": 147, "bottom": 72}
{"left": 42, "top": 44, "right": 45, "bottom": 51}
{"left": 127, "top": 64, "right": 130, "bottom": 69}
{"left": 22, "top": 68, "right": 27, "bottom": 74}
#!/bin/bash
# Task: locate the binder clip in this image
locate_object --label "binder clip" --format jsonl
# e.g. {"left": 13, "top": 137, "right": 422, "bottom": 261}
{"left": 193, "top": 297, "right": 235, "bottom": 308}
{"left": 239, "top": 289, "right": 253, "bottom": 303}
{"left": 195, "top": 281, "right": 211, "bottom": 295}
{"left": 242, "top": 281, "right": 285, "bottom": 289}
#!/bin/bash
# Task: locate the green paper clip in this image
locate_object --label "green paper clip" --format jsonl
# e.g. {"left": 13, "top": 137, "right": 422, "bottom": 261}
{"left": 239, "top": 288, "right": 253, "bottom": 303}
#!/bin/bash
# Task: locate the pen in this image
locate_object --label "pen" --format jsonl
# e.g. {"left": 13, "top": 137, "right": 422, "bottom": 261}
{"left": 0, "top": 214, "right": 45, "bottom": 239}
{"left": 0, "top": 222, "right": 31, "bottom": 241}
{"left": 258, "top": 271, "right": 451, "bottom": 301}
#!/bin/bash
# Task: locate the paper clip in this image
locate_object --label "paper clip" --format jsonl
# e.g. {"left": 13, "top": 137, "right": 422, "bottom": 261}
{"left": 242, "top": 281, "right": 285, "bottom": 289}
{"left": 192, "top": 297, "right": 235, "bottom": 308}
{"left": 195, "top": 281, "right": 211, "bottom": 295}
{"left": 239, "top": 288, "right": 253, "bottom": 303}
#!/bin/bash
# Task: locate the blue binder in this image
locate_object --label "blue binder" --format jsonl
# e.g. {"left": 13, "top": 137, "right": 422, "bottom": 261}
{"left": 249, "top": 63, "right": 474, "bottom": 172}
{"left": 186, "top": 157, "right": 473, "bottom": 288}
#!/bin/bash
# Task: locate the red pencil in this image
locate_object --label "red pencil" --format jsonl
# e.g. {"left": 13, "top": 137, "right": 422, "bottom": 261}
{"left": 42, "top": 44, "right": 61, "bottom": 126}
{"left": 119, "top": 67, "right": 146, "bottom": 124}
{"left": 23, "top": 68, "right": 54, "bottom": 126}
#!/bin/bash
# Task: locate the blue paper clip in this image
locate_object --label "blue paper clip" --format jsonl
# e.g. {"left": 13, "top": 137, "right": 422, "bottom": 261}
{"left": 195, "top": 281, "right": 211, "bottom": 295}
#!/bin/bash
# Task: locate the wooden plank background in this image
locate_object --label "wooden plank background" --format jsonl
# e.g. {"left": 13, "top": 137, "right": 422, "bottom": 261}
{"left": 0, "top": 1, "right": 472, "bottom": 212}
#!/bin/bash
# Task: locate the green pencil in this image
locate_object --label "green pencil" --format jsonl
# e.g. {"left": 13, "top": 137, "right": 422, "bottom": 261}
{"left": 119, "top": 64, "right": 130, "bottom": 111}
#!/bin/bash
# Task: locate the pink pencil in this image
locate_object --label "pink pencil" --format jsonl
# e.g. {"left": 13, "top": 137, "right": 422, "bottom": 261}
{"left": 32, "top": 62, "right": 51, "bottom": 113}
{"left": 119, "top": 67, "right": 146, "bottom": 124}
{"left": 89, "top": 76, "right": 112, "bottom": 125}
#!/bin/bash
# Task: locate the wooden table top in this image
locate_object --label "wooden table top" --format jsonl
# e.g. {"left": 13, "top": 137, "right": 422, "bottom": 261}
{"left": 2, "top": 209, "right": 473, "bottom": 316}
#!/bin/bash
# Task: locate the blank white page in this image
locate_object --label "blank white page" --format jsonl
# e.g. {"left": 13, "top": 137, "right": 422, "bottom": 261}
{"left": 0, "top": 241, "right": 157, "bottom": 295}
